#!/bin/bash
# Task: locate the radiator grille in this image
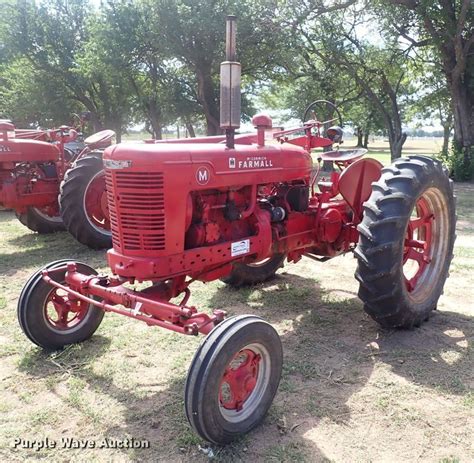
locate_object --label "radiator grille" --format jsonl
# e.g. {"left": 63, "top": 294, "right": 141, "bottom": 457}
{"left": 106, "top": 171, "right": 165, "bottom": 251}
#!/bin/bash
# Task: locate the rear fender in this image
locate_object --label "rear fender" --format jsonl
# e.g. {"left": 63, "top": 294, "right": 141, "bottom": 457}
{"left": 338, "top": 158, "right": 383, "bottom": 222}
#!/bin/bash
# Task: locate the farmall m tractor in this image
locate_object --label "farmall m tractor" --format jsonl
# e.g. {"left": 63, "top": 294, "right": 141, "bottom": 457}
{"left": 17, "top": 17, "right": 455, "bottom": 444}
{"left": 0, "top": 120, "right": 113, "bottom": 244}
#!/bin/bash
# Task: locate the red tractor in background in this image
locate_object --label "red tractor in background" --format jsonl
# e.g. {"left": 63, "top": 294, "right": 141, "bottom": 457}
{"left": 0, "top": 119, "right": 114, "bottom": 243}
{"left": 17, "top": 17, "right": 456, "bottom": 445}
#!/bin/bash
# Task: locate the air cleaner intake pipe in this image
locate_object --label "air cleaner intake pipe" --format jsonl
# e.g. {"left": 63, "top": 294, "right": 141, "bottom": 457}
{"left": 220, "top": 15, "right": 241, "bottom": 149}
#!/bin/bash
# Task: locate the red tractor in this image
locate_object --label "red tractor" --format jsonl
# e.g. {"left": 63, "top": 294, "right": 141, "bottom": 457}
{"left": 0, "top": 119, "right": 113, "bottom": 243}
{"left": 17, "top": 17, "right": 455, "bottom": 445}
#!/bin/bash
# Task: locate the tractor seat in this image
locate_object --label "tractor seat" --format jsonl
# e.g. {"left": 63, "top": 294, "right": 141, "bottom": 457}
{"left": 84, "top": 129, "right": 115, "bottom": 149}
{"left": 319, "top": 148, "right": 367, "bottom": 162}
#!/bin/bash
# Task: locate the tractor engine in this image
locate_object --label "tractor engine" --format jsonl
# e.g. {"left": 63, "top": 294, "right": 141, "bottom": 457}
{"left": 0, "top": 121, "right": 61, "bottom": 212}
{"left": 103, "top": 141, "right": 316, "bottom": 283}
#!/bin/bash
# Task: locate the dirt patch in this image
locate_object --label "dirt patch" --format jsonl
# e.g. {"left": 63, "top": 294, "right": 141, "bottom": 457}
{"left": 0, "top": 183, "right": 473, "bottom": 462}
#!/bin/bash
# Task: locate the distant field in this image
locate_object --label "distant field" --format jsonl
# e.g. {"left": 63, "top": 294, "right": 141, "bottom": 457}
{"left": 342, "top": 137, "right": 441, "bottom": 165}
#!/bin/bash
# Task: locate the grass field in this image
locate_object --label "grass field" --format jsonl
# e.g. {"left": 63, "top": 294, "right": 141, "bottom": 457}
{"left": 0, "top": 177, "right": 472, "bottom": 460}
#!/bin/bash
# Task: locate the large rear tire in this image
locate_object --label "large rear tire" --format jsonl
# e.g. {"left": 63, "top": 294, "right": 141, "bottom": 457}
{"left": 221, "top": 254, "right": 286, "bottom": 287}
{"left": 354, "top": 156, "right": 456, "bottom": 329}
{"left": 59, "top": 152, "right": 112, "bottom": 249}
{"left": 16, "top": 207, "right": 65, "bottom": 234}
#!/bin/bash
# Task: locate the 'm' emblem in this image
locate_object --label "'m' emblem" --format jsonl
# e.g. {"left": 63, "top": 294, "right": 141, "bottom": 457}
{"left": 196, "top": 166, "right": 210, "bottom": 185}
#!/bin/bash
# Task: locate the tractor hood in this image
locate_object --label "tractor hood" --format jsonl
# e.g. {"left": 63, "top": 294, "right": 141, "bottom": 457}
{"left": 0, "top": 138, "right": 59, "bottom": 163}
{"left": 103, "top": 141, "right": 312, "bottom": 189}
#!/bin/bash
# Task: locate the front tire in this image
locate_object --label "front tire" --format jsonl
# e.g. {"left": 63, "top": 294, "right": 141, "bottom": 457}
{"left": 185, "top": 315, "right": 283, "bottom": 444}
{"left": 18, "top": 260, "right": 104, "bottom": 350}
{"left": 355, "top": 156, "right": 456, "bottom": 329}
{"left": 59, "top": 152, "right": 112, "bottom": 249}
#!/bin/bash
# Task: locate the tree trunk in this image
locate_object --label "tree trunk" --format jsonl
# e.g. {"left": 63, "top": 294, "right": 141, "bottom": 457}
{"left": 89, "top": 112, "right": 103, "bottom": 133}
{"left": 449, "top": 72, "right": 473, "bottom": 168}
{"left": 105, "top": 117, "right": 122, "bottom": 143}
{"left": 363, "top": 131, "right": 369, "bottom": 148}
{"left": 155, "top": 125, "right": 162, "bottom": 140}
{"left": 388, "top": 131, "right": 407, "bottom": 161}
{"left": 442, "top": 124, "right": 451, "bottom": 156}
{"left": 148, "top": 108, "right": 163, "bottom": 140}
{"left": 115, "top": 127, "right": 122, "bottom": 143}
{"left": 356, "top": 127, "right": 363, "bottom": 147}
{"left": 196, "top": 66, "right": 221, "bottom": 136}
{"left": 186, "top": 121, "right": 196, "bottom": 138}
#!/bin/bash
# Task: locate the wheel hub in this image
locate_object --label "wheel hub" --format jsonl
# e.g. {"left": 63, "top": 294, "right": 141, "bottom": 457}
{"left": 403, "top": 196, "right": 434, "bottom": 292}
{"left": 219, "top": 349, "right": 261, "bottom": 411}
{"left": 45, "top": 288, "right": 88, "bottom": 330}
{"left": 84, "top": 171, "right": 110, "bottom": 233}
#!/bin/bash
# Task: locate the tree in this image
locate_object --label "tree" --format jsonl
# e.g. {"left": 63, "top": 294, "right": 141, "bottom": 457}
{"left": 382, "top": 0, "right": 474, "bottom": 177}
{"left": 153, "top": 0, "right": 288, "bottom": 135}
{"left": 408, "top": 57, "right": 453, "bottom": 156}
{"left": 0, "top": 58, "right": 82, "bottom": 127}
{"left": 3, "top": 0, "right": 133, "bottom": 139}
{"left": 95, "top": 1, "right": 201, "bottom": 139}
{"left": 290, "top": 4, "right": 414, "bottom": 160}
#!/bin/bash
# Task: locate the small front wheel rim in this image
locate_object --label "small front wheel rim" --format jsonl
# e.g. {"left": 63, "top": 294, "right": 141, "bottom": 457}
{"left": 43, "top": 287, "right": 89, "bottom": 332}
{"left": 219, "top": 343, "right": 271, "bottom": 423}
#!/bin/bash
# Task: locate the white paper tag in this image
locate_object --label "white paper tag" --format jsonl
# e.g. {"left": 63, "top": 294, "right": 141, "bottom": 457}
{"left": 231, "top": 239, "right": 250, "bottom": 257}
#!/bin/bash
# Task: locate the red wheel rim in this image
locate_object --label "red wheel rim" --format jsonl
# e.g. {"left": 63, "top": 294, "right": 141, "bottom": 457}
{"left": 403, "top": 196, "right": 434, "bottom": 292}
{"left": 219, "top": 349, "right": 261, "bottom": 411}
{"left": 83, "top": 172, "right": 110, "bottom": 233}
{"left": 43, "top": 287, "right": 89, "bottom": 331}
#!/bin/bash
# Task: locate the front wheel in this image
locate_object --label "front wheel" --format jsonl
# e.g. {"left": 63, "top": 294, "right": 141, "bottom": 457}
{"left": 185, "top": 315, "right": 283, "bottom": 444}
{"left": 355, "top": 155, "right": 456, "bottom": 329}
{"left": 59, "top": 152, "right": 112, "bottom": 249}
{"left": 18, "top": 260, "right": 104, "bottom": 350}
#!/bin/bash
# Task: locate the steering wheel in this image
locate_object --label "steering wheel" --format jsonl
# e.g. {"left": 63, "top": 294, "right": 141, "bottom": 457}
{"left": 302, "top": 100, "right": 343, "bottom": 127}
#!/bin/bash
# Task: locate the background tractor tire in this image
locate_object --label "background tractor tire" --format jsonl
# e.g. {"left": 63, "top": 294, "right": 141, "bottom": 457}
{"left": 60, "top": 152, "right": 112, "bottom": 249}
{"left": 16, "top": 207, "right": 65, "bottom": 234}
{"left": 16, "top": 164, "right": 64, "bottom": 234}
{"left": 355, "top": 155, "right": 456, "bottom": 329}
{"left": 222, "top": 254, "right": 286, "bottom": 287}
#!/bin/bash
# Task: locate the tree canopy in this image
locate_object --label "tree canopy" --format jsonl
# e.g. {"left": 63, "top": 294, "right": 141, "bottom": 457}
{"left": 0, "top": 0, "right": 472, "bottom": 177}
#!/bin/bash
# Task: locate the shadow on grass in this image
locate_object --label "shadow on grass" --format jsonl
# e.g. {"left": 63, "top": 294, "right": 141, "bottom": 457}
{"left": 377, "top": 309, "right": 474, "bottom": 397}
{"left": 0, "top": 234, "right": 106, "bottom": 276}
{"left": 18, "top": 336, "right": 112, "bottom": 377}
{"left": 16, "top": 270, "right": 473, "bottom": 462}
{"left": 0, "top": 210, "right": 15, "bottom": 223}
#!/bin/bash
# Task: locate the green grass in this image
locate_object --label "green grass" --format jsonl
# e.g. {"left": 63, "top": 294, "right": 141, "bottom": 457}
{"left": 0, "top": 179, "right": 473, "bottom": 462}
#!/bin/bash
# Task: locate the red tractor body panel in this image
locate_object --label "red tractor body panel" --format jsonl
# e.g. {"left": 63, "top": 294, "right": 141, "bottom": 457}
{"left": 0, "top": 137, "right": 61, "bottom": 211}
{"left": 0, "top": 139, "right": 59, "bottom": 164}
{"left": 104, "top": 142, "right": 312, "bottom": 267}
{"left": 0, "top": 123, "right": 113, "bottom": 218}
{"left": 14, "top": 129, "right": 49, "bottom": 141}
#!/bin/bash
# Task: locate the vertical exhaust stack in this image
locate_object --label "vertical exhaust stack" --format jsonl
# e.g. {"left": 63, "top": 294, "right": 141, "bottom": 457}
{"left": 220, "top": 15, "right": 241, "bottom": 149}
